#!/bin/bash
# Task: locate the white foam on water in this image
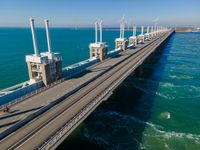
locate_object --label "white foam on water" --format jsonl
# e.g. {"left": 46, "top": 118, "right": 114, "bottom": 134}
{"left": 159, "top": 82, "right": 175, "bottom": 87}
{"left": 96, "top": 111, "right": 164, "bottom": 129}
{"left": 167, "top": 114, "right": 170, "bottom": 119}
{"left": 155, "top": 91, "right": 175, "bottom": 100}
{"left": 169, "top": 75, "right": 177, "bottom": 79}
{"left": 145, "top": 121, "right": 200, "bottom": 143}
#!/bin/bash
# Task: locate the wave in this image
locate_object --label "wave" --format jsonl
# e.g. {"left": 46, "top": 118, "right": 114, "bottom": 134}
{"left": 147, "top": 125, "right": 200, "bottom": 144}
{"left": 169, "top": 75, "right": 193, "bottom": 80}
{"left": 155, "top": 91, "right": 175, "bottom": 100}
{"left": 159, "top": 82, "right": 175, "bottom": 87}
{"left": 159, "top": 82, "right": 200, "bottom": 90}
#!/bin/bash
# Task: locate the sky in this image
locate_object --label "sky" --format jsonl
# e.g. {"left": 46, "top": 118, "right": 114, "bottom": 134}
{"left": 0, "top": 0, "right": 199, "bottom": 27}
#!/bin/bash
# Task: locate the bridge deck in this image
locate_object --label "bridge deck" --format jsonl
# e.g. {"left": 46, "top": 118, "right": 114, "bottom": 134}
{"left": 0, "top": 31, "right": 173, "bottom": 150}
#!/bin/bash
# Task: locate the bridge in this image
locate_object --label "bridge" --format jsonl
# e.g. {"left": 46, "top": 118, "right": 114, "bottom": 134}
{"left": 0, "top": 22, "right": 173, "bottom": 149}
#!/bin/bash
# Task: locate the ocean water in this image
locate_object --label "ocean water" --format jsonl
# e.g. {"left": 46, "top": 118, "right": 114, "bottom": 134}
{"left": 0, "top": 28, "right": 200, "bottom": 150}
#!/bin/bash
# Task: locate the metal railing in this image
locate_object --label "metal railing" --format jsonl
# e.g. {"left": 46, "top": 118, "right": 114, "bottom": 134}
{"left": 0, "top": 78, "right": 65, "bottom": 111}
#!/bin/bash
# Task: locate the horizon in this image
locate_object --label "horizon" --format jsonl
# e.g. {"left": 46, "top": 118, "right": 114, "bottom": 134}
{"left": 0, "top": 25, "right": 199, "bottom": 28}
{"left": 0, "top": 0, "right": 200, "bottom": 27}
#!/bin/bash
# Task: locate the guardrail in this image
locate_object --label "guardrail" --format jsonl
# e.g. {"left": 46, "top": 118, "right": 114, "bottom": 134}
{"left": 0, "top": 82, "right": 27, "bottom": 94}
{"left": 0, "top": 78, "right": 65, "bottom": 111}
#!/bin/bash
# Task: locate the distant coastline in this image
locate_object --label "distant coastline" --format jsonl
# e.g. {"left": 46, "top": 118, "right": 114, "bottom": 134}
{"left": 175, "top": 27, "right": 200, "bottom": 32}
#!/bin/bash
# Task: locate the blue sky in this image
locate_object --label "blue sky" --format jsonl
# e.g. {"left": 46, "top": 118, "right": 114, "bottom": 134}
{"left": 0, "top": 0, "right": 199, "bottom": 27}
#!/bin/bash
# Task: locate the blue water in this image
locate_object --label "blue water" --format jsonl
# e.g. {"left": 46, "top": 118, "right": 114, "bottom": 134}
{"left": 0, "top": 28, "right": 200, "bottom": 150}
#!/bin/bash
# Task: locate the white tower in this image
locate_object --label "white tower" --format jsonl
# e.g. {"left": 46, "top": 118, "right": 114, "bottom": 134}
{"left": 44, "top": 19, "right": 52, "bottom": 53}
{"left": 144, "top": 26, "right": 150, "bottom": 40}
{"left": 29, "top": 18, "right": 39, "bottom": 56}
{"left": 150, "top": 26, "right": 154, "bottom": 38}
{"left": 40, "top": 19, "right": 62, "bottom": 81}
{"left": 154, "top": 24, "right": 157, "bottom": 36}
{"left": 26, "top": 18, "right": 62, "bottom": 86}
{"left": 115, "top": 18, "right": 128, "bottom": 51}
{"left": 89, "top": 20, "right": 108, "bottom": 61}
{"left": 129, "top": 26, "right": 137, "bottom": 46}
{"left": 137, "top": 26, "right": 145, "bottom": 44}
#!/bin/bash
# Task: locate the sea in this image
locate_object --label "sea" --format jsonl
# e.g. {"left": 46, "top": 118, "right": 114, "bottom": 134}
{"left": 0, "top": 28, "right": 200, "bottom": 150}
